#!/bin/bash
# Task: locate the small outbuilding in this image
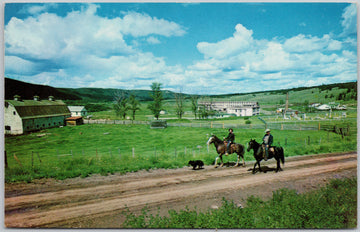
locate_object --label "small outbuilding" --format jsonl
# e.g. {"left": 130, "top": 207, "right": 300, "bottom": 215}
{"left": 68, "top": 106, "right": 88, "bottom": 117}
{"left": 66, "top": 116, "right": 84, "bottom": 126}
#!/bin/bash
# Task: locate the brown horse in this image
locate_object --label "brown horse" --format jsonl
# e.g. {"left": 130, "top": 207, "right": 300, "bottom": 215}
{"left": 247, "top": 139, "right": 284, "bottom": 174}
{"left": 207, "top": 135, "right": 245, "bottom": 168}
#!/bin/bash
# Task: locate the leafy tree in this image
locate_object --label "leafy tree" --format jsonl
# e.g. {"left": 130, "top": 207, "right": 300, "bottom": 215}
{"left": 174, "top": 90, "right": 184, "bottom": 119}
{"left": 191, "top": 95, "right": 199, "bottom": 119}
{"left": 128, "top": 94, "right": 140, "bottom": 121}
{"left": 113, "top": 91, "right": 129, "bottom": 119}
{"left": 148, "top": 82, "right": 163, "bottom": 120}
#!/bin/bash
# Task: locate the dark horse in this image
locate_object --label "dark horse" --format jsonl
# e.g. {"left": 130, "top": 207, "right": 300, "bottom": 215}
{"left": 207, "top": 135, "right": 245, "bottom": 168}
{"left": 247, "top": 139, "right": 285, "bottom": 174}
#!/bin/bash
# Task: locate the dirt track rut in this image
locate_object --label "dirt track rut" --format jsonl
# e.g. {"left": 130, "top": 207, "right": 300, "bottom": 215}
{"left": 5, "top": 152, "right": 357, "bottom": 228}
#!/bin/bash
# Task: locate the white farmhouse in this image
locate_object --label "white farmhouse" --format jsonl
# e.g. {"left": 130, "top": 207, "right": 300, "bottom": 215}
{"left": 198, "top": 100, "right": 260, "bottom": 117}
{"left": 68, "top": 106, "right": 88, "bottom": 117}
{"left": 5, "top": 95, "right": 71, "bottom": 135}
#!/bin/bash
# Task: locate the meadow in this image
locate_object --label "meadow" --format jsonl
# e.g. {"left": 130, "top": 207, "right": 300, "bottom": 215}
{"left": 5, "top": 120, "right": 356, "bottom": 182}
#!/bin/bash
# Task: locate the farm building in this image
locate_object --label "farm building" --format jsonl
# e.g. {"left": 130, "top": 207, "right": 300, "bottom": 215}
{"left": 4, "top": 95, "right": 71, "bottom": 135}
{"left": 66, "top": 116, "right": 84, "bottom": 126}
{"left": 68, "top": 106, "right": 88, "bottom": 117}
{"left": 198, "top": 100, "right": 260, "bottom": 117}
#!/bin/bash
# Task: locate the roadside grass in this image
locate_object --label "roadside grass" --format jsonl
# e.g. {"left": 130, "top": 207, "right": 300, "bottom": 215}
{"left": 5, "top": 123, "right": 357, "bottom": 182}
{"left": 122, "top": 177, "right": 357, "bottom": 229}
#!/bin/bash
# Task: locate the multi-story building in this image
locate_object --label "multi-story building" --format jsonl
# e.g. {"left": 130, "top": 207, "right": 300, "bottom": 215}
{"left": 198, "top": 100, "right": 260, "bottom": 117}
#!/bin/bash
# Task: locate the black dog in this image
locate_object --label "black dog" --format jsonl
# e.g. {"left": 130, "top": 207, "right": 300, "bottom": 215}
{"left": 188, "top": 160, "right": 204, "bottom": 170}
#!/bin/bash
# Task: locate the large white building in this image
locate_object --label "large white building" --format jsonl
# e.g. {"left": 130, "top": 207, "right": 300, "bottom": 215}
{"left": 5, "top": 95, "right": 71, "bottom": 135}
{"left": 198, "top": 100, "right": 260, "bottom": 117}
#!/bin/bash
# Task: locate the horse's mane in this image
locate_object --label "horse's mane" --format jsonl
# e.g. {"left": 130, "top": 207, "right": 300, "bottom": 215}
{"left": 212, "top": 135, "right": 223, "bottom": 143}
{"left": 250, "top": 139, "right": 261, "bottom": 148}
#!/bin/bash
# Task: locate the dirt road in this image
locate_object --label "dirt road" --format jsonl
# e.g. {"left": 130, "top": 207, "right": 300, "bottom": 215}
{"left": 5, "top": 151, "right": 357, "bottom": 228}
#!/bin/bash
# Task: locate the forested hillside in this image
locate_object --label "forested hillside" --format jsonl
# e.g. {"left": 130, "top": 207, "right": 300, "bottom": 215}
{"left": 4, "top": 77, "right": 357, "bottom": 105}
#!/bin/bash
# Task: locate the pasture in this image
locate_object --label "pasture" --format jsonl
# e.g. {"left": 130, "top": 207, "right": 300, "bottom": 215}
{"left": 5, "top": 121, "right": 356, "bottom": 183}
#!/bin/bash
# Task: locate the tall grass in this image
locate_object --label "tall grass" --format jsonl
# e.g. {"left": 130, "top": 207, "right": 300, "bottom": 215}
{"left": 5, "top": 123, "right": 357, "bottom": 182}
{"left": 122, "top": 177, "right": 357, "bottom": 229}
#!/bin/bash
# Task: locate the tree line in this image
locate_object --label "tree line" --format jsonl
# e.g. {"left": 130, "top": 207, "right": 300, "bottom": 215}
{"left": 113, "top": 82, "right": 217, "bottom": 121}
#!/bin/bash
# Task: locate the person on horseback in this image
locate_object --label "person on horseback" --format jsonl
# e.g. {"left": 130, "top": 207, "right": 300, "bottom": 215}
{"left": 262, "top": 128, "right": 273, "bottom": 161}
{"left": 224, "top": 128, "right": 235, "bottom": 156}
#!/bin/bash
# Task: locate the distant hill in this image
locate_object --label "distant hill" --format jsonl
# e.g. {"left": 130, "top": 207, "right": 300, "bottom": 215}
{"left": 4, "top": 77, "right": 357, "bottom": 104}
{"left": 5, "top": 78, "right": 82, "bottom": 101}
{"left": 4, "top": 77, "right": 187, "bottom": 102}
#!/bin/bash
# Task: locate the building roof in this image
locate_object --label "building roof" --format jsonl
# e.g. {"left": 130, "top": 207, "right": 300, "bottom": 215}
{"left": 66, "top": 116, "right": 83, "bottom": 120}
{"left": 6, "top": 99, "right": 70, "bottom": 119}
{"left": 68, "top": 106, "right": 86, "bottom": 112}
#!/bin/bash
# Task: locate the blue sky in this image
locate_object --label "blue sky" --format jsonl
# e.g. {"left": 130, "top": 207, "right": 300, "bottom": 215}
{"left": 4, "top": 2, "right": 358, "bottom": 95}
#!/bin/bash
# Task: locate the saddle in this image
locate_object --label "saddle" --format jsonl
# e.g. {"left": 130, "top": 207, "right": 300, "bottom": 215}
{"left": 224, "top": 141, "right": 235, "bottom": 153}
{"left": 261, "top": 144, "right": 275, "bottom": 155}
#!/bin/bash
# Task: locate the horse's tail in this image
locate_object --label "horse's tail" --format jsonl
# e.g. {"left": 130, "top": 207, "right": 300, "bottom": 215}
{"left": 279, "top": 147, "right": 285, "bottom": 164}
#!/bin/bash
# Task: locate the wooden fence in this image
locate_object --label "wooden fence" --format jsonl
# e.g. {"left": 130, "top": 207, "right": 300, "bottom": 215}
{"left": 83, "top": 119, "right": 356, "bottom": 135}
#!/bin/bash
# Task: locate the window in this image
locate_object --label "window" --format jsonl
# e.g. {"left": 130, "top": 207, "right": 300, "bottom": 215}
{"left": 13, "top": 111, "right": 16, "bottom": 115}
{"left": 5, "top": 126, "right": 11, "bottom": 130}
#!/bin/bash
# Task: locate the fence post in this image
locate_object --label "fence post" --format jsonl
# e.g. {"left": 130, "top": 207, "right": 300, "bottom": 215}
{"left": 13, "top": 154, "right": 23, "bottom": 167}
{"left": 32, "top": 151, "right": 34, "bottom": 168}
{"left": 37, "top": 152, "right": 41, "bottom": 164}
{"left": 5, "top": 151, "right": 8, "bottom": 168}
{"left": 308, "top": 136, "right": 310, "bottom": 145}
{"left": 285, "top": 138, "right": 287, "bottom": 146}
{"left": 318, "top": 122, "right": 321, "bottom": 131}
{"left": 132, "top": 147, "right": 135, "bottom": 158}
{"left": 118, "top": 148, "right": 121, "bottom": 158}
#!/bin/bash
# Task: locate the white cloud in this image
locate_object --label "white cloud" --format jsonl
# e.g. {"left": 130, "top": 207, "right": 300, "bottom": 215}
{"left": 341, "top": 4, "right": 357, "bottom": 37}
{"left": 187, "top": 21, "right": 356, "bottom": 94}
{"left": 20, "top": 3, "right": 58, "bottom": 15}
{"left": 197, "top": 24, "right": 253, "bottom": 59}
{"left": 4, "top": 4, "right": 357, "bottom": 95}
{"left": 251, "top": 42, "right": 292, "bottom": 72}
{"left": 5, "top": 4, "right": 187, "bottom": 89}
{"left": 283, "top": 34, "right": 341, "bottom": 53}
{"left": 147, "top": 36, "right": 161, "bottom": 44}
{"left": 5, "top": 56, "right": 39, "bottom": 75}
{"left": 119, "top": 11, "right": 186, "bottom": 37}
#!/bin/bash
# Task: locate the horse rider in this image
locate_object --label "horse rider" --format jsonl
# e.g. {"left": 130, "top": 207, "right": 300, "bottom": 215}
{"left": 224, "top": 128, "right": 235, "bottom": 156}
{"left": 262, "top": 128, "right": 273, "bottom": 161}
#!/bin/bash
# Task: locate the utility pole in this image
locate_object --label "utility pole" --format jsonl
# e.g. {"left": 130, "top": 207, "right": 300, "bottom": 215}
{"left": 283, "top": 92, "right": 289, "bottom": 119}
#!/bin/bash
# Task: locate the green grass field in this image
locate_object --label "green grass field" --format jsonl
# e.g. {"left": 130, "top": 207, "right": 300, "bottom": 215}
{"left": 5, "top": 121, "right": 356, "bottom": 182}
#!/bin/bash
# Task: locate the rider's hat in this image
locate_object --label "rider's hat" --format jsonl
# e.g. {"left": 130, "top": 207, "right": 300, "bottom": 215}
{"left": 265, "top": 128, "right": 271, "bottom": 133}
